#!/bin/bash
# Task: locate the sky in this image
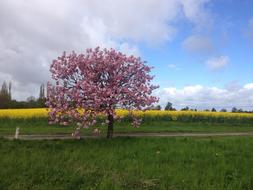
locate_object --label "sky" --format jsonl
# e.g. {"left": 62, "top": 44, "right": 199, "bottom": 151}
{"left": 0, "top": 0, "right": 253, "bottom": 110}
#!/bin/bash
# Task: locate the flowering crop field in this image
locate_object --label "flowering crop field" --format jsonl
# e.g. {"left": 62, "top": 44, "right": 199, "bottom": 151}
{"left": 0, "top": 108, "right": 253, "bottom": 124}
{"left": 0, "top": 108, "right": 48, "bottom": 119}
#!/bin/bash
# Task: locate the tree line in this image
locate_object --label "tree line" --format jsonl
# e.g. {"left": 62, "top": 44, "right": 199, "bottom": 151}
{"left": 0, "top": 81, "right": 46, "bottom": 109}
{"left": 148, "top": 102, "right": 253, "bottom": 113}
{"left": 0, "top": 81, "right": 252, "bottom": 112}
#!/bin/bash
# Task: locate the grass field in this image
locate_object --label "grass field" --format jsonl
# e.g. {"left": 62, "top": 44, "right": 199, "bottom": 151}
{"left": 1, "top": 119, "right": 253, "bottom": 136}
{"left": 0, "top": 137, "right": 252, "bottom": 189}
{"left": 1, "top": 108, "right": 253, "bottom": 189}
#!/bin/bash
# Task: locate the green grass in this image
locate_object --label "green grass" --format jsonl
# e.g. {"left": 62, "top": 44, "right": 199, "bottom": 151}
{"left": 0, "top": 118, "right": 253, "bottom": 136}
{"left": 0, "top": 137, "right": 252, "bottom": 189}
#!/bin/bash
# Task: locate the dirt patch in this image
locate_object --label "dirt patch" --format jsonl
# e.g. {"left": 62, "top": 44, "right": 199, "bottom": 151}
{"left": 4, "top": 132, "right": 253, "bottom": 140}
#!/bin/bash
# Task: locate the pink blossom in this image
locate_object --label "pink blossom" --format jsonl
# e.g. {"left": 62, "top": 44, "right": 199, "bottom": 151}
{"left": 46, "top": 47, "right": 159, "bottom": 138}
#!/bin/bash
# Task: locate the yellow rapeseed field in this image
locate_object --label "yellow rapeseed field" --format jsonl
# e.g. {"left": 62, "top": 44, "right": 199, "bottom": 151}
{"left": 0, "top": 108, "right": 48, "bottom": 119}
{"left": 117, "top": 110, "right": 253, "bottom": 123}
{"left": 0, "top": 108, "right": 253, "bottom": 123}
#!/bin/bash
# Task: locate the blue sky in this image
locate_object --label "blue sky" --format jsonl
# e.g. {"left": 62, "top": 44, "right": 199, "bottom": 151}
{"left": 0, "top": 0, "right": 253, "bottom": 110}
{"left": 142, "top": 0, "right": 253, "bottom": 89}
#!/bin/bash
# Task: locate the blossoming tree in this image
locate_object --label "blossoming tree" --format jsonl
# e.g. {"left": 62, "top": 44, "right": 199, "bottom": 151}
{"left": 46, "top": 47, "right": 158, "bottom": 138}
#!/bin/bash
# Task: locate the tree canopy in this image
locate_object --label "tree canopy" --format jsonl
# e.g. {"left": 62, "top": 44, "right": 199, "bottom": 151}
{"left": 46, "top": 47, "right": 159, "bottom": 138}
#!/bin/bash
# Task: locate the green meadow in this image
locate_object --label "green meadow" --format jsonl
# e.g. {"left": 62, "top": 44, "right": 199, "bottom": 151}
{"left": 0, "top": 137, "right": 252, "bottom": 189}
{"left": 0, "top": 118, "right": 253, "bottom": 136}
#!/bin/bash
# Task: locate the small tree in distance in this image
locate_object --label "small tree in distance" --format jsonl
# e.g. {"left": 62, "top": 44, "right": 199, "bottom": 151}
{"left": 232, "top": 107, "right": 238, "bottom": 113}
{"left": 164, "top": 102, "right": 176, "bottom": 111}
{"left": 46, "top": 47, "right": 159, "bottom": 138}
{"left": 220, "top": 108, "right": 227, "bottom": 112}
{"left": 0, "top": 81, "right": 12, "bottom": 108}
{"left": 38, "top": 84, "right": 46, "bottom": 107}
{"left": 181, "top": 106, "right": 189, "bottom": 111}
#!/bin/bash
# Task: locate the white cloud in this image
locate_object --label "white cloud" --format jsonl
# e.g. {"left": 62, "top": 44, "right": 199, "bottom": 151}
{"left": 182, "top": 35, "right": 214, "bottom": 54}
{"left": 180, "top": 0, "right": 212, "bottom": 30}
{"left": 155, "top": 83, "right": 253, "bottom": 110}
{"left": 168, "top": 64, "right": 181, "bottom": 70}
{"left": 205, "top": 55, "right": 229, "bottom": 71}
{"left": 244, "top": 83, "right": 253, "bottom": 90}
{"left": 0, "top": 0, "right": 211, "bottom": 100}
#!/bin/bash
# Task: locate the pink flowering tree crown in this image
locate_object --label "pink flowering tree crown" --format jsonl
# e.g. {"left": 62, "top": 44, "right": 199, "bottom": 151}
{"left": 46, "top": 47, "right": 159, "bottom": 138}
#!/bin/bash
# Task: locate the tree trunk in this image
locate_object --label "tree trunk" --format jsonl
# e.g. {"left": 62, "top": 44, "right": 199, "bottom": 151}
{"left": 107, "top": 114, "right": 114, "bottom": 138}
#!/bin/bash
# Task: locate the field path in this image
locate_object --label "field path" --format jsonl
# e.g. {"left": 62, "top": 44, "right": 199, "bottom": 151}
{"left": 4, "top": 132, "right": 253, "bottom": 140}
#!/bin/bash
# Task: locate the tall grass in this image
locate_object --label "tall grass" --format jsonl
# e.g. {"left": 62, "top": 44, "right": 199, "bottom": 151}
{"left": 0, "top": 137, "right": 252, "bottom": 189}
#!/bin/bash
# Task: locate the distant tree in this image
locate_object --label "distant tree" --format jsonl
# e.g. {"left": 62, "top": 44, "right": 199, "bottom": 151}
{"left": 0, "top": 81, "right": 11, "bottom": 108}
{"left": 27, "top": 96, "right": 36, "bottom": 102}
{"left": 237, "top": 108, "right": 243, "bottom": 113}
{"left": 211, "top": 108, "right": 216, "bottom": 112}
{"left": 181, "top": 106, "right": 189, "bottom": 111}
{"left": 145, "top": 105, "right": 161, "bottom": 110}
{"left": 232, "top": 107, "right": 238, "bottom": 113}
{"left": 220, "top": 108, "right": 227, "bottom": 112}
{"left": 165, "top": 102, "right": 176, "bottom": 111}
{"left": 1, "top": 81, "right": 9, "bottom": 97}
{"left": 8, "top": 81, "right": 12, "bottom": 100}
{"left": 9, "top": 100, "right": 27, "bottom": 108}
{"left": 156, "top": 105, "right": 161, "bottom": 110}
{"left": 39, "top": 84, "right": 45, "bottom": 99}
{"left": 165, "top": 102, "right": 172, "bottom": 110}
{"left": 26, "top": 96, "right": 37, "bottom": 108}
{"left": 38, "top": 84, "right": 46, "bottom": 107}
{"left": 204, "top": 109, "right": 210, "bottom": 112}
